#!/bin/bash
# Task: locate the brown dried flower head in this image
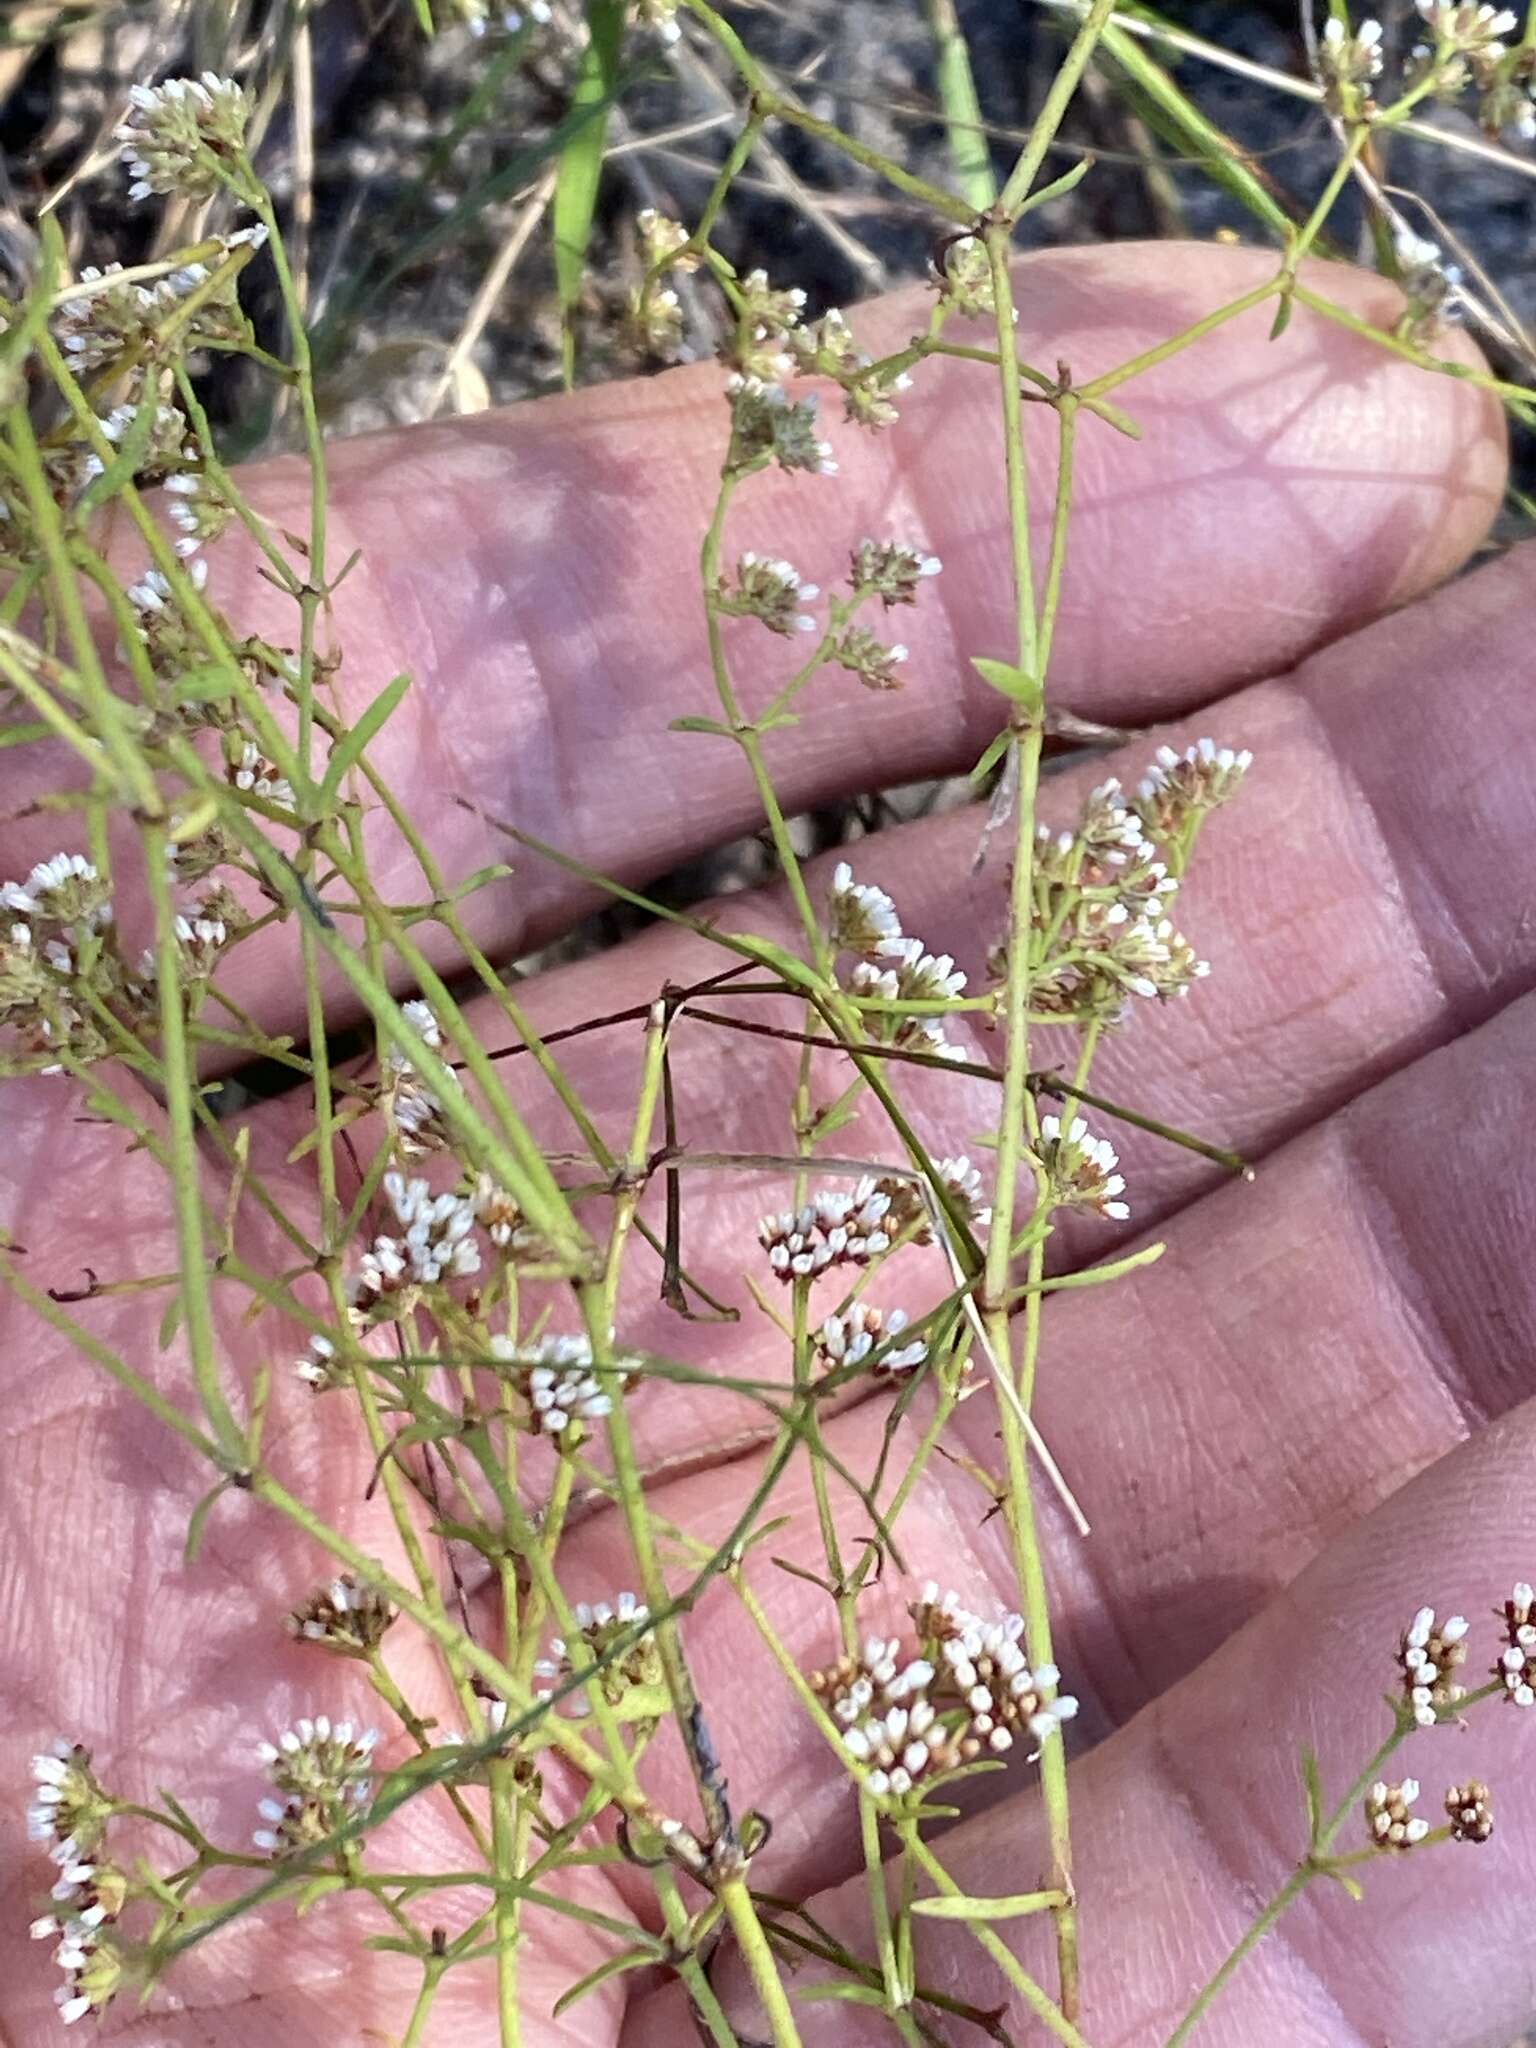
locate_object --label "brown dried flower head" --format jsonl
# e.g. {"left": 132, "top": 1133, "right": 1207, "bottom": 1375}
{"left": 1445, "top": 1779, "right": 1494, "bottom": 1843}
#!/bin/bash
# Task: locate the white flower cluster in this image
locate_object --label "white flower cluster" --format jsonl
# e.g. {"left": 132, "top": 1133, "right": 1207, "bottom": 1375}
{"left": 718, "top": 550, "right": 820, "bottom": 636}
{"left": 253, "top": 1716, "right": 378, "bottom": 1857}
{"left": 1416, "top": 0, "right": 1516, "bottom": 50}
{"left": 726, "top": 374, "right": 837, "bottom": 477}
{"left": 128, "top": 553, "right": 208, "bottom": 621}
{"left": 843, "top": 368, "right": 913, "bottom": 432}
{"left": 294, "top": 1331, "right": 341, "bottom": 1390}
{"left": 1498, "top": 1583, "right": 1536, "bottom": 1707}
{"left": 130, "top": 893, "right": 235, "bottom": 991}
{"left": 1445, "top": 1779, "right": 1495, "bottom": 1842}
{"left": 1319, "top": 15, "right": 1384, "bottom": 99}
{"left": 818, "top": 1635, "right": 955, "bottom": 1799}
{"left": 1317, "top": 4, "right": 1532, "bottom": 142}
{"left": 2, "top": 853, "right": 110, "bottom": 931}
{"left": 1076, "top": 778, "right": 1164, "bottom": 873}
{"left": 534, "top": 1590, "right": 661, "bottom": 1710}
{"left": 26, "top": 1744, "right": 125, "bottom": 2023}
{"left": 116, "top": 74, "right": 250, "bottom": 204}
{"left": 815, "top": 1302, "right": 928, "bottom": 1377}
{"left": 637, "top": 206, "right": 696, "bottom": 271}
{"left": 1, "top": 855, "right": 118, "bottom": 1069}
{"left": 56, "top": 258, "right": 211, "bottom": 374}
{"left": 731, "top": 268, "right": 810, "bottom": 382}
{"left": 27, "top": 1741, "right": 110, "bottom": 1868}
{"left": 473, "top": 1171, "right": 544, "bottom": 1256}
{"left": 1034, "top": 1114, "right": 1130, "bottom": 1224}
{"left": 287, "top": 1573, "right": 396, "bottom": 1656}
{"left": 462, "top": 1, "right": 554, "bottom": 34}
{"left": 784, "top": 304, "right": 917, "bottom": 426}
{"left": 833, "top": 624, "right": 909, "bottom": 691}
{"left": 489, "top": 1332, "right": 617, "bottom": 1436}
{"left": 229, "top": 736, "right": 295, "bottom": 811}
{"left": 849, "top": 937, "right": 970, "bottom": 1063}
{"left": 935, "top": 234, "right": 1014, "bottom": 319}
{"left": 1001, "top": 745, "right": 1246, "bottom": 1020}
{"left": 632, "top": 0, "right": 682, "bottom": 42}
{"left": 381, "top": 999, "right": 461, "bottom": 1159}
{"left": 869, "top": 1155, "right": 992, "bottom": 1248}
{"left": 36, "top": 1905, "right": 122, "bottom": 2026}
{"left": 160, "top": 470, "right": 221, "bottom": 557}
{"left": 828, "top": 862, "right": 904, "bottom": 960}
{"left": 1135, "top": 739, "right": 1253, "bottom": 843}
{"left": 356, "top": 1171, "right": 481, "bottom": 1305}
{"left": 932, "top": 1156, "right": 990, "bottom": 1231}
{"left": 1398, "top": 1604, "right": 1469, "bottom": 1726}
{"left": 1366, "top": 1776, "right": 1430, "bottom": 1849}
{"left": 813, "top": 1591, "right": 1078, "bottom": 1803}
{"left": 758, "top": 1182, "right": 894, "bottom": 1282}
{"left": 850, "top": 538, "right": 942, "bottom": 607}
{"left": 912, "top": 1583, "right": 1080, "bottom": 1754}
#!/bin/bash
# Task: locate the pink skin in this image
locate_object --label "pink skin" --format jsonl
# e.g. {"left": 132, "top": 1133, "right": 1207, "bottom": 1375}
{"left": 2, "top": 239, "right": 1531, "bottom": 2048}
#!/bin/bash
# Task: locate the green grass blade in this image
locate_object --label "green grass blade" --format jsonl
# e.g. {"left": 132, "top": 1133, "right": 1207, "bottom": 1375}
{"left": 1097, "top": 13, "right": 1294, "bottom": 242}
{"left": 553, "top": 0, "right": 627, "bottom": 387}
{"left": 922, "top": 0, "right": 997, "bottom": 209}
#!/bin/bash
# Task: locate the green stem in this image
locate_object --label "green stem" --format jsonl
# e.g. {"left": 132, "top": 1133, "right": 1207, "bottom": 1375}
{"left": 143, "top": 822, "right": 245, "bottom": 1464}
{"left": 699, "top": 471, "right": 828, "bottom": 974}
{"left": 400, "top": 1960, "right": 446, "bottom": 2048}
{"left": 251, "top": 187, "right": 328, "bottom": 770}
{"left": 1163, "top": 1705, "right": 1449, "bottom": 2046}
{"left": 997, "top": 0, "right": 1118, "bottom": 214}
{"left": 720, "top": 1878, "right": 804, "bottom": 2048}
{"left": 976, "top": 229, "right": 1081, "bottom": 2013}
{"left": 4, "top": 406, "right": 158, "bottom": 811}
{"left": 900, "top": 1829, "right": 1094, "bottom": 2048}
{"left": 1078, "top": 282, "right": 1277, "bottom": 401}
{"left": 490, "top": 1763, "right": 528, "bottom": 2048}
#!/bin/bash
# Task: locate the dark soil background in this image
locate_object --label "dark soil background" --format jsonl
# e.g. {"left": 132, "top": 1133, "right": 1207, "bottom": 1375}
{"left": 6, "top": 1, "right": 1535, "bottom": 439}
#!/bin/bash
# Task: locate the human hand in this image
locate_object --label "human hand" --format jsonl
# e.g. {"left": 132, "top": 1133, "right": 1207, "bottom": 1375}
{"left": 5, "top": 237, "right": 1533, "bottom": 2048}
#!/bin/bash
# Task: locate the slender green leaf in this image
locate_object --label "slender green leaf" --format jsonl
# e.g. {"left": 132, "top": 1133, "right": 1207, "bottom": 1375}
{"left": 911, "top": 1890, "right": 1063, "bottom": 1922}
{"left": 1017, "top": 154, "right": 1095, "bottom": 219}
{"left": 183, "top": 1480, "right": 230, "bottom": 1564}
{"left": 969, "top": 727, "right": 1014, "bottom": 783}
{"left": 318, "top": 670, "right": 410, "bottom": 809}
{"left": 157, "top": 1291, "right": 183, "bottom": 1351}
{"left": 792, "top": 1981, "right": 891, "bottom": 2007}
{"left": 552, "top": 1946, "right": 660, "bottom": 2018}
{"left": 1300, "top": 1747, "right": 1325, "bottom": 1848}
{"left": 294, "top": 1873, "right": 348, "bottom": 1915}
{"left": 970, "top": 655, "right": 1042, "bottom": 713}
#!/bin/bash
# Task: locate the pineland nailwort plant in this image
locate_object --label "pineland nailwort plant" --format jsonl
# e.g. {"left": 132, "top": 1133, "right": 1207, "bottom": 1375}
{"left": 6, "top": 4, "right": 1536, "bottom": 2045}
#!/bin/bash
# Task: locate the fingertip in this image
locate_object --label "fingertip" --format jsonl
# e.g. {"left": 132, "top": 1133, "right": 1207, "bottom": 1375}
{"left": 878, "top": 240, "right": 1507, "bottom": 716}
